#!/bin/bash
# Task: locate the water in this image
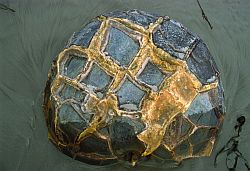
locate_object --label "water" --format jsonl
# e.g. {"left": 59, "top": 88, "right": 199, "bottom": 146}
{"left": 1, "top": 0, "right": 250, "bottom": 170}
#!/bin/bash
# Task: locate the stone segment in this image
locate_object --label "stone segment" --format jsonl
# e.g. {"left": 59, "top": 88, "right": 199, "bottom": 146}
{"left": 116, "top": 78, "right": 146, "bottom": 111}
{"left": 137, "top": 61, "right": 166, "bottom": 91}
{"left": 58, "top": 103, "right": 88, "bottom": 142}
{"left": 109, "top": 117, "right": 145, "bottom": 159}
{"left": 81, "top": 63, "right": 113, "bottom": 97}
{"left": 80, "top": 135, "right": 112, "bottom": 156}
{"left": 63, "top": 54, "right": 87, "bottom": 79}
{"left": 187, "top": 41, "right": 218, "bottom": 85}
{"left": 58, "top": 103, "right": 85, "bottom": 124}
{"left": 103, "top": 9, "right": 159, "bottom": 28}
{"left": 190, "top": 127, "right": 211, "bottom": 146}
{"left": 185, "top": 91, "right": 219, "bottom": 127}
{"left": 105, "top": 27, "right": 139, "bottom": 67}
{"left": 192, "top": 140, "right": 209, "bottom": 155}
{"left": 153, "top": 19, "right": 197, "bottom": 59}
{"left": 59, "top": 84, "right": 87, "bottom": 102}
{"left": 174, "top": 139, "right": 190, "bottom": 157}
{"left": 67, "top": 20, "right": 101, "bottom": 48}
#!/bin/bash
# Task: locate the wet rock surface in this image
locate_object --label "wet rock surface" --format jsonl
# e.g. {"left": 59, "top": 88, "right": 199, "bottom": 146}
{"left": 43, "top": 9, "right": 225, "bottom": 166}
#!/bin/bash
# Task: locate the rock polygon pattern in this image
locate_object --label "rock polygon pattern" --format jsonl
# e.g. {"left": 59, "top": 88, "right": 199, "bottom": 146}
{"left": 43, "top": 10, "right": 225, "bottom": 166}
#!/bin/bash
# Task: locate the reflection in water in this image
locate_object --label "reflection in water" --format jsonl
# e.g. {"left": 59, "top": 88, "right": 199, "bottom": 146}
{"left": 214, "top": 116, "right": 250, "bottom": 171}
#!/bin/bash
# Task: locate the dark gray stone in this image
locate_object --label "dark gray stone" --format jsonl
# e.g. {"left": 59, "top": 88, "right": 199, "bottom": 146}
{"left": 116, "top": 77, "right": 146, "bottom": 111}
{"left": 153, "top": 19, "right": 198, "bottom": 59}
{"left": 184, "top": 91, "right": 219, "bottom": 127}
{"left": 63, "top": 54, "right": 87, "bottom": 79}
{"left": 103, "top": 9, "right": 159, "bottom": 28}
{"left": 190, "top": 127, "right": 211, "bottom": 145}
{"left": 104, "top": 27, "right": 139, "bottom": 67}
{"left": 59, "top": 103, "right": 85, "bottom": 125}
{"left": 58, "top": 103, "right": 89, "bottom": 142}
{"left": 80, "top": 135, "right": 112, "bottom": 156}
{"left": 59, "top": 83, "right": 87, "bottom": 102}
{"left": 187, "top": 41, "right": 218, "bottom": 85}
{"left": 81, "top": 63, "right": 113, "bottom": 97}
{"left": 137, "top": 61, "right": 167, "bottom": 91}
{"left": 174, "top": 139, "right": 190, "bottom": 156}
{"left": 67, "top": 20, "right": 101, "bottom": 48}
{"left": 109, "top": 117, "right": 145, "bottom": 158}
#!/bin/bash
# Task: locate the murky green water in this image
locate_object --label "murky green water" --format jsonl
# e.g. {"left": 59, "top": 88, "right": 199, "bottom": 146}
{"left": 1, "top": 0, "right": 250, "bottom": 170}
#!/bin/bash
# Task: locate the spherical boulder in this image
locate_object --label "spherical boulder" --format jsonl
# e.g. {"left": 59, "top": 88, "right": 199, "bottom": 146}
{"left": 43, "top": 9, "right": 225, "bottom": 166}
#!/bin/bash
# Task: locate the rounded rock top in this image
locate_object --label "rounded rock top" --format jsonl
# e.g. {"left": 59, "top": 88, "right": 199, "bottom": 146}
{"left": 43, "top": 9, "right": 225, "bottom": 166}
